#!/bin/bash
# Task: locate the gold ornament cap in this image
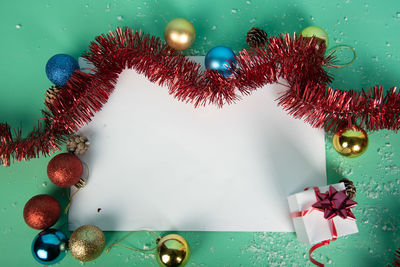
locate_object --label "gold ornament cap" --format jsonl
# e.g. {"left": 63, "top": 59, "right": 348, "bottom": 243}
{"left": 69, "top": 225, "right": 106, "bottom": 262}
{"left": 156, "top": 234, "right": 190, "bottom": 267}
{"left": 164, "top": 18, "right": 196, "bottom": 51}
{"left": 332, "top": 125, "right": 368, "bottom": 158}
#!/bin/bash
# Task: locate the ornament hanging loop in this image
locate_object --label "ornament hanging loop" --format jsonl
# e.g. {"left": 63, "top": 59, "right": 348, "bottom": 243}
{"left": 326, "top": 45, "right": 356, "bottom": 68}
{"left": 74, "top": 161, "right": 89, "bottom": 189}
{"left": 105, "top": 230, "right": 160, "bottom": 253}
{"left": 64, "top": 161, "right": 90, "bottom": 214}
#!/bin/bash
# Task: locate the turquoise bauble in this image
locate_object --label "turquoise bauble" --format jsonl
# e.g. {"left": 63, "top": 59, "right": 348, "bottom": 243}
{"left": 32, "top": 229, "right": 67, "bottom": 265}
{"left": 205, "top": 46, "right": 237, "bottom": 77}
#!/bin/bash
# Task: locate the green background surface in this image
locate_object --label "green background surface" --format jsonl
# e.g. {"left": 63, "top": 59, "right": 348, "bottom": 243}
{"left": 0, "top": 0, "right": 400, "bottom": 266}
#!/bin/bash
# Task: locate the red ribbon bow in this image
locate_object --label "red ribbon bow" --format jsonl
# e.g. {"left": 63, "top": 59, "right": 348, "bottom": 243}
{"left": 312, "top": 186, "right": 357, "bottom": 220}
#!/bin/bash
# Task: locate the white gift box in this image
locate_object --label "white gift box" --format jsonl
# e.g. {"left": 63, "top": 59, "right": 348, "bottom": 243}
{"left": 287, "top": 183, "right": 358, "bottom": 244}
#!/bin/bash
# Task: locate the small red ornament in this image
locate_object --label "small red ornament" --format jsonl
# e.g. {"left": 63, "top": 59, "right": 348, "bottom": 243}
{"left": 47, "top": 153, "right": 83, "bottom": 187}
{"left": 23, "top": 194, "right": 61, "bottom": 229}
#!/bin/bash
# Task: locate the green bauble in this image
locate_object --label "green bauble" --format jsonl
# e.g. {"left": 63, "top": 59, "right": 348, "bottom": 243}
{"left": 300, "top": 26, "right": 329, "bottom": 47}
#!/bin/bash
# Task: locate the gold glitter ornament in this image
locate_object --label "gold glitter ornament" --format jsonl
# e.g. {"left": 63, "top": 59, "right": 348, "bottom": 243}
{"left": 164, "top": 18, "right": 195, "bottom": 51}
{"left": 332, "top": 125, "right": 368, "bottom": 158}
{"left": 156, "top": 234, "right": 190, "bottom": 267}
{"left": 69, "top": 225, "right": 106, "bottom": 262}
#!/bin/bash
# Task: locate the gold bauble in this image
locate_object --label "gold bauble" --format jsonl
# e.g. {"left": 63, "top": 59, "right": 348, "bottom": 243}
{"left": 164, "top": 18, "right": 195, "bottom": 50}
{"left": 332, "top": 125, "right": 368, "bottom": 158}
{"left": 156, "top": 234, "right": 190, "bottom": 267}
{"left": 69, "top": 225, "right": 106, "bottom": 262}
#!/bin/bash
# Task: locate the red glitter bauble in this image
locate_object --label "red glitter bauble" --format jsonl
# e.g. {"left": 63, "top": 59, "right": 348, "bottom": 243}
{"left": 23, "top": 194, "right": 61, "bottom": 230}
{"left": 47, "top": 153, "right": 83, "bottom": 187}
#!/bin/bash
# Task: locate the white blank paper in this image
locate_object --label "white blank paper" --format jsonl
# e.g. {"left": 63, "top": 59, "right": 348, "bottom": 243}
{"left": 68, "top": 57, "right": 326, "bottom": 232}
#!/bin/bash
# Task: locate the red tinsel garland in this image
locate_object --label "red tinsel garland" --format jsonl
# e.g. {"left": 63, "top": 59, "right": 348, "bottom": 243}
{"left": 1, "top": 27, "right": 400, "bottom": 166}
{"left": 393, "top": 248, "right": 400, "bottom": 267}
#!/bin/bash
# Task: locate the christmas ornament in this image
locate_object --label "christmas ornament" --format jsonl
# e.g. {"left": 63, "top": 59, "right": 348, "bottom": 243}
{"left": 47, "top": 153, "right": 83, "bottom": 187}
{"left": 205, "top": 46, "right": 237, "bottom": 77}
{"left": 156, "top": 234, "right": 190, "bottom": 267}
{"left": 45, "top": 85, "right": 61, "bottom": 107}
{"left": 2, "top": 28, "right": 400, "bottom": 166}
{"left": 332, "top": 125, "right": 368, "bottom": 158}
{"left": 246, "top": 27, "right": 268, "bottom": 48}
{"left": 31, "top": 229, "right": 68, "bottom": 265}
{"left": 164, "top": 18, "right": 195, "bottom": 51}
{"left": 46, "top": 54, "right": 79, "bottom": 86}
{"left": 300, "top": 25, "right": 329, "bottom": 47}
{"left": 69, "top": 225, "right": 106, "bottom": 262}
{"left": 66, "top": 135, "right": 90, "bottom": 155}
{"left": 23, "top": 194, "right": 61, "bottom": 230}
{"left": 339, "top": 178, "right": 357, "bottom": 200}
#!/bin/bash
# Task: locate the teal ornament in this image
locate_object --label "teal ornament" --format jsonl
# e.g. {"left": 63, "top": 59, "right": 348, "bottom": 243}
{"left": 205, "top": 46, "right": 237, "bottom": 77}
{"left": 46, "top": 54, "right": 79, "bottom": 86}
{"left": 32, "top": 229, "right": 68, "bottom": 265}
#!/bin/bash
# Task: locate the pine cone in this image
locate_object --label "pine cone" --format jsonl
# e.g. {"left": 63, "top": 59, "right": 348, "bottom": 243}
{"left": 45, "top": 86, "right": 60, "bottom": 106}
{"left": 66, "top": 135, "right": 90, "bottom": 155}
{"left": 339, "top": 178, "right": 357, "bottom": 200}
{"left": 246, "top": 27, "right": 268, "bottom": 48}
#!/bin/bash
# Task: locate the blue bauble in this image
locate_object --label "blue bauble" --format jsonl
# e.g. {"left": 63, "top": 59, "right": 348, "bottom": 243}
{"left": 46, "top": 54, "right": 79, "bottom": 86}
{"left": 205, "top": 46, "right": 237, "bottom": 77}
{"left": 32, "top": 229, "right": 67, "bottom": 265}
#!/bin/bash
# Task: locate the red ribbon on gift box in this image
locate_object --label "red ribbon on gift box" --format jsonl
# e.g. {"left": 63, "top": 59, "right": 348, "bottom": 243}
{"left": 290, "top": 186, "right": 357, "bottom": 267}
